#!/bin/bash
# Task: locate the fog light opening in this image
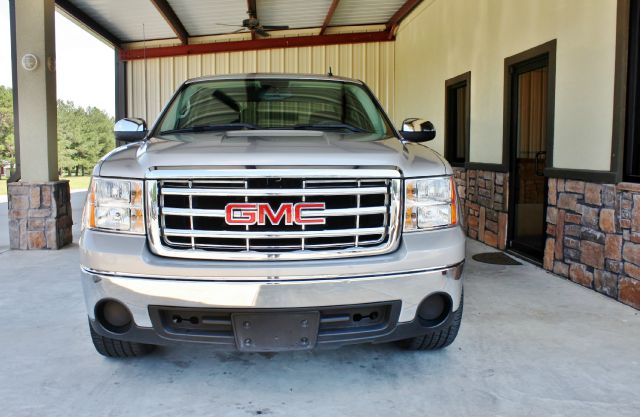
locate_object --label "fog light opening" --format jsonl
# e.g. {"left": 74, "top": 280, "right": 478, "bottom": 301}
{"left": 417, "top": 293, "right": 451, "bottom": 327}
{"left": 96, "top": 299, "right": 133, "bottom": 334}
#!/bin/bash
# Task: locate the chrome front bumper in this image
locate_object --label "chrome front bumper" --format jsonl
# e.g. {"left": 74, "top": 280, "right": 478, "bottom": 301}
{"left": 81, "top": 263, "right": 463, "bottom": 329}
{"left": 80, "top": 224, "right": 466, "bottom": 347}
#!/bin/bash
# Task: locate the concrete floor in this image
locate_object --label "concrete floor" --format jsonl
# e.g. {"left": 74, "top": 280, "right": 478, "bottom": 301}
{"left": 0, "top": 194, "right": 639, "bottom": 417}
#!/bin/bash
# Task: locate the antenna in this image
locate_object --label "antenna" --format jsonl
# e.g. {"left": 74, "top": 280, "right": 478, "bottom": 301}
{"left": 328, "top": 66, "right": 333, "bottom": 77}
{"left": 143, "top": 24, "right": 148, "bottom": 121}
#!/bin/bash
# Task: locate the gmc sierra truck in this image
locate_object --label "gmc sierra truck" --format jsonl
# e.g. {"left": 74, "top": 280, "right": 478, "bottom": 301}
{"left": 80, "top": 73, "right": 465, "bottom": 357}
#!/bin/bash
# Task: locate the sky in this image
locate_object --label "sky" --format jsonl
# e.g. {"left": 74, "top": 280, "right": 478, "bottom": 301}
{"left": 0, "top": 0, "right": 115, "bottom": 116}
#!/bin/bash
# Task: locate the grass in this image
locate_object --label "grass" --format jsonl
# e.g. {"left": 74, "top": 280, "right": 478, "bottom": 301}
{"left": 0, "top": 175, "right": 91, "bottom": 195}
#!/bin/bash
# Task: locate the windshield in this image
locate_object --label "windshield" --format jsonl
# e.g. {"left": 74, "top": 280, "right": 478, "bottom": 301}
{"left": 157, "top": 79, "right": 394, "bottom": 138}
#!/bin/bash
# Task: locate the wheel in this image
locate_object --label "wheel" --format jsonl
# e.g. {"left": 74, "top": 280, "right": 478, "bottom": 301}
{"left": 89, "top": 321, "right": 156, "bottom": 358}
{"left": 398, "top": 292, "right": 463, "bottom": 351}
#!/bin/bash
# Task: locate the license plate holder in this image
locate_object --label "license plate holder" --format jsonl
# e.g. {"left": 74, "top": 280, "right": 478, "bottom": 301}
{"left": 232, "top": 312, "right": 320, "bottom": 352}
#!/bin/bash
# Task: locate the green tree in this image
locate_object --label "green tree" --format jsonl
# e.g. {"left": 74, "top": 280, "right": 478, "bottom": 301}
{"left": 57, "top": 100, "right": 115, "bottom": 176}
{"left": 0, "top": 87, "right": 114, "bottom": 177}
{"left": 0, "top": 85, "right": 16, "bottom": 175}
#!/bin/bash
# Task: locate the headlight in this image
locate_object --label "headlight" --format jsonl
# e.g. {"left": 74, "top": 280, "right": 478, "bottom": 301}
{"left": 83, "top": 177, "right": 145, "bottom": 234}
{"left": 404, "top": 176, "right": 457, "bottom": 231}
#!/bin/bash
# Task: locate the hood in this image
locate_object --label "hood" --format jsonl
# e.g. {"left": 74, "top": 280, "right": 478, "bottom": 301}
{"left": 97, "top": 130, "right": 450, "bottom": 178}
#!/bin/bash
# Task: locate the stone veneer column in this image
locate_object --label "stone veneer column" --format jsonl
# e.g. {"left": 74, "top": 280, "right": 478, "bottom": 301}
{"left": 463, "top": 169, "right": 509, "bottom": 249}
{"left": 544, "top": 179, "right": 640, "bottom": 310}
{"left": 8, "top": 181, "right": 73, "bottom": 249}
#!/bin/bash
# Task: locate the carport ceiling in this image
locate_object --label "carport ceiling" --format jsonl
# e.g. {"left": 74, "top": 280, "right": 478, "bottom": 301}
{"left": 55, "top": 0, "right": 422, "bottom": 47}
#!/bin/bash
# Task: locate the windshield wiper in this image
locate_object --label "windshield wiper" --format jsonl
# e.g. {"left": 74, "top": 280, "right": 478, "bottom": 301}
{"left": 160, "top": 123, "right": 258, "bottom": 134}
{"left": 293, "top": 123, "right": 369, "bottom": 133}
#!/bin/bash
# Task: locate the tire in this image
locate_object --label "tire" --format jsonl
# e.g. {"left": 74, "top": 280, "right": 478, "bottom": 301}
{"left": 89, "top": 321, "right": 156, "bottom": 358}
{"left": 398, "top": 292, "right": 463, "bottom": 351}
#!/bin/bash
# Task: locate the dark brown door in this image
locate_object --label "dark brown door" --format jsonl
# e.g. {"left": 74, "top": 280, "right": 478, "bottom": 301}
{"left": 508, "top": 57, "right": 550, "bottom": 262}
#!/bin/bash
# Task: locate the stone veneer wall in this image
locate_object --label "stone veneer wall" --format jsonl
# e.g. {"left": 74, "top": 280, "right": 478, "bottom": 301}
{"left": 8, "top": 181, "right": 73, "bottom": 249}
{"left": 544, "top": 180, "right": 640, "bottom": 309}
{"left": 453, "top": 167, "right": 508, "bottom": 250}
{"left": 453, "top": 166, "right": 640, "bottom": 310}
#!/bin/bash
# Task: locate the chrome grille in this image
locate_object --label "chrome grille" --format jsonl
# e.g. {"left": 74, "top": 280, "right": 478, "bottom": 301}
{"left": 146, "top": 169, "right": 401, "bottom": 260}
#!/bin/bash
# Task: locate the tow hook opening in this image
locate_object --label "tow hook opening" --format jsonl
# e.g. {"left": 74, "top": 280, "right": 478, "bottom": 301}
{"left": 172, "top": 315, "right": 200, "bottom": 325}
{"left": 352, "top": 311, "right": 379, "bottom": 322}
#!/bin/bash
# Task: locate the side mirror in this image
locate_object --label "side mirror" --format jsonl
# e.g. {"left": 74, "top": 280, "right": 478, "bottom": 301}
{"left": 400, "top": 118, "right": 436, "bottom": 142}
{"left": 114, "top": 118, "right": 147, "bottom": 142}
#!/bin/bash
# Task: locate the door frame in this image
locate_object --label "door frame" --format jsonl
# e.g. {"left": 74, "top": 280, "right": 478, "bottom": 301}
{"left": 503, "top": 40, "right": 557, "bottom": 262}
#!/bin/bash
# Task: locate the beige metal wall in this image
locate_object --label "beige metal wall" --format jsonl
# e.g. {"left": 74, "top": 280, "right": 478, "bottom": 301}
{"left": 394, "top": 0, "right": 618, "bottom": 170}
{"left": 126, "top": 41, "right": 395, "bottom": 125}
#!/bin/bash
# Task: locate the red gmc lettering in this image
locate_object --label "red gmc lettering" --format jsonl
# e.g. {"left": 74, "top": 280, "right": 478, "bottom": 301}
{"left": 295, "top": 203, "right": 326, "bottom": 225}
{"left": 225, "top": 203, "right": 326, "bottom": 226}
{"left": 224, "top": 203, "right": 257, "bottom": 225}
{"left": 259, "top": 204, "right": 293, "bottom": 225}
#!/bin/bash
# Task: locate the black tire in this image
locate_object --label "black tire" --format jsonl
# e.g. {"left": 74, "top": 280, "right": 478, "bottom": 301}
{"left": 398, "top": 292, "right": 463, "bottom": 351}
{"left": 89, "top": 321, "right": 156, "bottom": 358}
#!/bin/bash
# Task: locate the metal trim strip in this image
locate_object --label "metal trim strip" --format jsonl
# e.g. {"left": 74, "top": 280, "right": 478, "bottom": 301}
{"left": 80, "top": 262, "right": 464, "bottom": 282}
{"left": 161, "top": 206, "right": 387, "bottom": 218}
{"left": 146, "top": 168, "right": 402, "bottom": 180}
{"left": 161, "top": 186, "right": 388, "bottom": 197}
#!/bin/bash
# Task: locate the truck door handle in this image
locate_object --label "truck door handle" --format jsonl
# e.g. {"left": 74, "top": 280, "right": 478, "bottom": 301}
{"left": 535, "top": 151, "right": 546, "bottom": 176}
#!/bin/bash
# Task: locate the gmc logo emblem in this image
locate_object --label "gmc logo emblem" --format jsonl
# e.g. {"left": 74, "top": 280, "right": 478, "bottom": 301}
{"left": 225, "top": 202, "right": 326, "bottom": 226}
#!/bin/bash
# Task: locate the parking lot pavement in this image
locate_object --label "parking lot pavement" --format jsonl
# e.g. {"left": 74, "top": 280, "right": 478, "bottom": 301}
{"left": 0, "top": 229, "right": 639, "bottom": 416}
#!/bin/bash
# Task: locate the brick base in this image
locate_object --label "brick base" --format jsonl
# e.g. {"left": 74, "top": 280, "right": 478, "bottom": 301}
{"left": 8, "top": 181, "right": 73, "bottom": 250}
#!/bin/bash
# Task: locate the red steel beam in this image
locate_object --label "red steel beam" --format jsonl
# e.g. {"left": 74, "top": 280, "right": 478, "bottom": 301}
{"left": 386, "top": 0, "right": 423, "bottom": 39}
{"left": 120, "top": 30, "right": 393, "bottom": 61}
{"left": 319, "top": 0, "right": 341, "bottom": 36}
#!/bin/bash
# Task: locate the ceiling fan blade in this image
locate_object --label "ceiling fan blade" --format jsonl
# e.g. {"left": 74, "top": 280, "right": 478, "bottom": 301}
{"left": 231, "top": 28, "right": 248, "bottom": 34}
{"left": 261, "top": 25, "right": 289, "bottom": 30}
{"left": 255, "top": 27, "right": 270, "bottom": 37}
{"left": 215, "top": 23, "right": 244, "bottom": 27}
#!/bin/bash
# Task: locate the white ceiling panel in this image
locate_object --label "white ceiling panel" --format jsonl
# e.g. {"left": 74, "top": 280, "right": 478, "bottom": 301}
{"left": 330, "top": 0, "right": 406, "bottom": 26}
{"left": 167, "top": 0, "right": 248, "bottom": 36}
{"left": 65, "top": 0, "right": 408, "bottom": 43}
{"left": 257, "top": 0, "right": 334, "bottom": 29}
{"left": 69, "top": 0, "right": 175, "bottom": 41}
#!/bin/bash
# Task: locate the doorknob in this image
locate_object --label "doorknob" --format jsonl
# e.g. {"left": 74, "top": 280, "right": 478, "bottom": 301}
{"left": 535, "top": 151, "right": 547, "bottom": 176}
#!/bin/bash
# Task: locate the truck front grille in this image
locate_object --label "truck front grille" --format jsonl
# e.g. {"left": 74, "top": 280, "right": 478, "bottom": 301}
{"left": 146, "top": 169, "right": 401, "bottom": 260}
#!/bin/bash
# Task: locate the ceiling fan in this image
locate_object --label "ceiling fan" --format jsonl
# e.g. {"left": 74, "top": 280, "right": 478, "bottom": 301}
{"left": 217, "top": 5, "right": 289, "bottom": 38}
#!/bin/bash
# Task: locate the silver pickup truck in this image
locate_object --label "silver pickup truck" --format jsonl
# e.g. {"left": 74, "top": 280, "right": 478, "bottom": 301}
{"left": 80, "top": 73, "right": 465, "bottom": 357}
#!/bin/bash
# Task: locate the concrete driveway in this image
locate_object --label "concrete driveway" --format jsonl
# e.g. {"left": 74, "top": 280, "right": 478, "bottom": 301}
{"left": 0, "top": 195, "right": 638, "bottom": 417}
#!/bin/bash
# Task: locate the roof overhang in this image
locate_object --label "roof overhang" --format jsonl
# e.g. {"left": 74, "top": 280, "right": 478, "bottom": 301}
{"left": 53, "top": 0, "right": 423, "bottom": 58}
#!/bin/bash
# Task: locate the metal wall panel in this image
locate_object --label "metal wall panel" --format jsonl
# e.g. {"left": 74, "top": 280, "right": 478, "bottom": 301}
{"left": 127, "top": 42, "right": 396, "bottom": 124}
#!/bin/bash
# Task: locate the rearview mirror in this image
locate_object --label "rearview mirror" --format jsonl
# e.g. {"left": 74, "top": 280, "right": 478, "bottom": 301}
{"left": 400, "top": 118, "right": 436, "bottom": 142}
{"left": 114, "top": 118, "right": 147, "bottom": 142}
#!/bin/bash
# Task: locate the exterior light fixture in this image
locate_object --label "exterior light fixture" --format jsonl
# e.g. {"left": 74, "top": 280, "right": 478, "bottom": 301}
{"left": 21, "top": 53, "right": 38, "bottom": 71}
